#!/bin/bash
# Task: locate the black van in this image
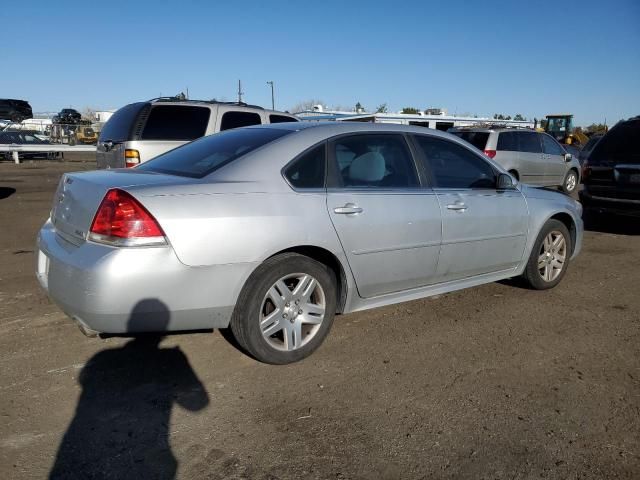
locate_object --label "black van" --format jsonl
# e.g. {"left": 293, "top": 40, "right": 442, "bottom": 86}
{"left": 0, "top": 99, "right": 33, "bottom": 122}
{"left": 580, "top": 116, "right": 640, "bottom": 217}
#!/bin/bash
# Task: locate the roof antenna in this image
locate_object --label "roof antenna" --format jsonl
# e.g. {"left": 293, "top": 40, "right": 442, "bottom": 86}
{"left": 237, "top": 80, "right": 244, "bottom": 103}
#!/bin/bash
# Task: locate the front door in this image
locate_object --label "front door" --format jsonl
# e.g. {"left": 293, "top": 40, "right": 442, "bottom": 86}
{"left": 541, "top": 133, "right": 568, "bottom": 185}
{"left": 326, "top": 133, "right": 442, "bottom": 298}
{"left": 412, "top": 134, "right": 529, "bottom": 282}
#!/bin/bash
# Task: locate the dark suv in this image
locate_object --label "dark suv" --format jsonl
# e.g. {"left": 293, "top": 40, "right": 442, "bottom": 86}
{"left": 54, "top": 108, "right": 82, "bottom": 124}
{"left": 580, "top": 116, "right": 640, "bottom": 217}
{"left": 0, "top": 99, "right": 33, "bottom": 122}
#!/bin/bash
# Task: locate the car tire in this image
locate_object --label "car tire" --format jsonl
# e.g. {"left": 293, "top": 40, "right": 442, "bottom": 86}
{"left": 230, "top": 252, "right": 337, "bottom": 364}
{"left": 522, "top": 219, "right": 571, "bottom": 290}
{"left": 562, "top": 169, "right": 578, "bottom": 194}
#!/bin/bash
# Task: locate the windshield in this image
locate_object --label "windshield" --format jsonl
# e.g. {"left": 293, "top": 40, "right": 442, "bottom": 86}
{"left": 136, "top": 127, "right": 292, "bottom": 178}
{"left": 546, "top": 117, "right": 568, "bottom": 132}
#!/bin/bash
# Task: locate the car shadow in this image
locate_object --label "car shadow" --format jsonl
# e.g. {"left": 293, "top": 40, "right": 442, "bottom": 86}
{"left": 583, "top": 210, "right": 640, "bottom": 235}
{"left": 0, "top": 187, "right": 16, "bottom": 199}
{"left": 49, "top": 299, "right": 210, "bottom": 480}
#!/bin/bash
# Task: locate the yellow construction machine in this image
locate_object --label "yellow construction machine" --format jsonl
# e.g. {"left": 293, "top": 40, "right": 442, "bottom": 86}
{"left": 540, "top": 114, "right": 589, "bottom": 146}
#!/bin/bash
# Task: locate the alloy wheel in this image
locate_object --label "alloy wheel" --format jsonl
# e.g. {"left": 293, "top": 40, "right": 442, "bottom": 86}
{"left": 538, "top": 230, "right": 567, "bottom": 282}
{"left": 260, "top": 273, "right": 326, "bottom": 351}
{"left": 565, "top": 172, "right": 577, "bottom": 192}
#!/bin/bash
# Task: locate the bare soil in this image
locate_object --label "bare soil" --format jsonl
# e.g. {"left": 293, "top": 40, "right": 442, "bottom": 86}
{"left": 1, "top": 157, "right": 638, "bottom": 479}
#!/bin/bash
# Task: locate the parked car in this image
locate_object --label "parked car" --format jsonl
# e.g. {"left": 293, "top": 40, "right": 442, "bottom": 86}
{"left": 450, "top": 127, "right": 581, "bottom": 194}
{"left": 96, "top": 98, "right": 299, "bottom": 169}
{"left": 579, "top": 116, "right": 640, "bottom": 217}
{"left": 37, "top": 123, "right": 583, "bottom": 364}
{"left": 578, "top": 134, "right": 603, "bottom": 166}
{"left": 0, "top": 99, "right": 33, "bottom": 122}
{"left": 53, "top": 108, "right": 82, "bottom": 124}
{"left": 0, "top": 130, "right": 57, "bottom": 160}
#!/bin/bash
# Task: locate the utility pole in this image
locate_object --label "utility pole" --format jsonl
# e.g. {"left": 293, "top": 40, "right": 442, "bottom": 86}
{"left": 237, "top": 80, "right": 244, "bottom": 103}
{"left": 266, "top": 81, "right": 275, "bottom": 110}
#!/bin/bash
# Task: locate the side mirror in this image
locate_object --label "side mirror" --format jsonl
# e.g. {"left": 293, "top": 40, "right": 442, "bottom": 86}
{"left": 564, "top": 153, "right": 573, "bottom": 162}
{"left": 497, "top": 172, "right": 517, "bottom": 189}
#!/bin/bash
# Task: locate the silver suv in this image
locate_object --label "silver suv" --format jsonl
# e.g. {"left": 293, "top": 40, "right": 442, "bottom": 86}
{"left": 450, "top": 127, "right": 581, "bottom": 193}
{"left": 96, "top": 98, "right": 298, "bottom": 169}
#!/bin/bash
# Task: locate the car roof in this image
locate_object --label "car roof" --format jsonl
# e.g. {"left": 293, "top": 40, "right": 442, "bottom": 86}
{"left": 242, "top": 121, "right": 476, "bottom": 142}
{"left": 451, "top": 127, "right": 535, "bottom": 134}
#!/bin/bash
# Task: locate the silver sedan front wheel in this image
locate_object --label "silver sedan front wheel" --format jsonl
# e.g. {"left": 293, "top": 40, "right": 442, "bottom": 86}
{"left": 260, "top": 273, "right": 326, "bottom": 351}
{"left": 563, "top": 170, "right": 578, "bottom": 193}
{"left": 537, "top": 230, "right": 567, "bottom": 282}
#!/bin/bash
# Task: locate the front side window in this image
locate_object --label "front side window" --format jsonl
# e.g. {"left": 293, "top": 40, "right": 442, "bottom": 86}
{"left": 414, "top": 135, "right": 496, "bottom": 189}
{"left": 284, "top": 144, "right": 326, "bottom": 189}
{"left": 136, "top": 128, "right": 291, "bottom": 178}
{"left": 220, "top": 111, "right": 262, "bottom": 131}
{"left": 141, "top": 105, "right": 210, "bottom": 141}
{"left": 329, "top": 134, "right": 418, "bottom": 188}
{"left": 516, "top": 132, "right": 542, "bottom": 153}
{"left": 541, "top": 134, "right": 565, "bottom": 155}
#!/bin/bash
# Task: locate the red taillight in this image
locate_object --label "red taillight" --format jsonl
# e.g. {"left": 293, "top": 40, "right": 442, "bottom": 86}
{"left": 483, "top": 149, "right": 497, "bottom": 159}
{"left": 89, "top": 189, "right": 165, "bottom": 245}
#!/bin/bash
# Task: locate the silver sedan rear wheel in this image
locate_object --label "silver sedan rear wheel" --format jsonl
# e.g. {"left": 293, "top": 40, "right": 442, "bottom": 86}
{"left": 537, "top": 230, "right": 567, "bottom": 282}
{"left": 260, "top": 273, "right": 326, "bottom": 351}
{"left": 229, "top": 252, "right": 337, "bottom": 364}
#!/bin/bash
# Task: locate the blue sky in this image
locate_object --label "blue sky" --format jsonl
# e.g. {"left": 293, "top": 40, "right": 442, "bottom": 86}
{"left": 1, "top": 0, "right": 639, "bottom": 125}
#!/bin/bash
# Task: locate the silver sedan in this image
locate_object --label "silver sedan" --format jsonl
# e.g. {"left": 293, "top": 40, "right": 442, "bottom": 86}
{"left": 36, "top": 122, "right": 583, "bottom": 364}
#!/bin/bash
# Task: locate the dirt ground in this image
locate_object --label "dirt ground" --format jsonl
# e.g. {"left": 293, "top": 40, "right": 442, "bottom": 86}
{"left": 0, "top": 156, "right": 638, "bottom": 479}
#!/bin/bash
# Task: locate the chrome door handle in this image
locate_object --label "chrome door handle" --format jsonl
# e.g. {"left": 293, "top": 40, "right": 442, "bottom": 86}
{"left": 447, "top": 201, "right": 467, "bottom": 212}
{"left": 334, "top": 203, "right": 363, "bottom": 215}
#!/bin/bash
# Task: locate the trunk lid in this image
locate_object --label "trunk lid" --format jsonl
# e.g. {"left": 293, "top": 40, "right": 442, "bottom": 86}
{"left": 50, "top": 170, "right": 195, "bottom": 245}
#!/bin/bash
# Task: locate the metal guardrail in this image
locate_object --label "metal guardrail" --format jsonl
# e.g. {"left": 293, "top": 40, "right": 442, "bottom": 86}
{"left": 0, "top": 144, "right": 96, "bottom": 164}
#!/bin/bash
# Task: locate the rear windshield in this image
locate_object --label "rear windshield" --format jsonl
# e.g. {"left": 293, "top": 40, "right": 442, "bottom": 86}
{"left": 98, "top": 102, "right": 148, "bottom": 143}
{"left": 136, "top": 127, "right": 292, "bottom": 178}
{"left": 589, "top": 120, "right": 639, "bottom": 166}
{"left": 450, "top": 131, "right": 489, "bottom": 150}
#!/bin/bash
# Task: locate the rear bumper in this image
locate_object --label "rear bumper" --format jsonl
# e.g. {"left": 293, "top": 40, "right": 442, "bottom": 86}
{"left": 36, "top": 220, "right": 256, "bottom": 334}
{"left": 579, "top": 189, "right": 640, "bottom": 217}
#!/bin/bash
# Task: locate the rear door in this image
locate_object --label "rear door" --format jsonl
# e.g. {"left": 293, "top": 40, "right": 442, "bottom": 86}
{"left": 515, "top": 131, "right": 545, "bottom": 184}
{"left": 413, "top": 134, "right": 528, "bottom": 282}
{"left": 326, "top": 133, "right": 442, "bottom": 298}
{"left": 540, "top": 133, "right": 567, "bottom": 184}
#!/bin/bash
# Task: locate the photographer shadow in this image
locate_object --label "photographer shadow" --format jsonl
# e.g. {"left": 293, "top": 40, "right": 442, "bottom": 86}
{"left": 50, "top": 299, "right": 209, "bottom": 480}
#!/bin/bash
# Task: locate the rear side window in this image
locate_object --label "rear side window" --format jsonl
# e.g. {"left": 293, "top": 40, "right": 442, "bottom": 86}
{"left": 220, "top": 111, "right": 262, "bottom": 131}
{"left": 516, "top": 132, "right": 542, "bottom": 153}
{"left": 269, "top": 114, "right": 298, "bottom": 124}
{"left": 136, "top": 128, "right": 291, "bottom": 178}
{"left": 497, "top": 132, "right": 517, "bottom": 151}
{"left": 330, "top": 134, "right": 418, "bottom": 188}
{"left": 451, "top": 131, "right": 490, "bottom": 150}
{"left": 284, "top": 144, "right": 326, "bottom": 189}
{"left": 541, "top": 134, "right": 565, "bottom": 155}
{"left": 141, "top": 105, "right": 210, "bottom": 141}
{"left": 414, "top": 135, "right": 496, "bottom": 189}
{"left": 589, "top": 120, "right": 639, "bottom": 165}
{"left": 98, "top": 102, "right": 149, "bottom": 142}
